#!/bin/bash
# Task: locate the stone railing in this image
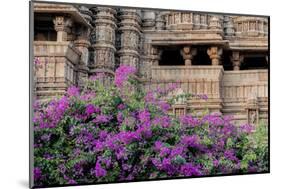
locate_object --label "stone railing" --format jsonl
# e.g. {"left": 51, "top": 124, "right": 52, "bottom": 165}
{"left": 34, "top": 41, "right": 81, "bottom": 62}
{"left": 151, "top": 65, "right": 223, "bottom": 81}
{"left": 164, "top": 12, "right": 209, "bottom": 30}
{"left": 33, "top": 41, "right": 81, "bottom": 98}
{"left": 150, "top": 66, "right": 223, "bottom": 99}
{"left": 222, "top": 70, "right": 268, "bottom": 99}
{"left": 233, "top": 16, "right": 268, "bottom": 37}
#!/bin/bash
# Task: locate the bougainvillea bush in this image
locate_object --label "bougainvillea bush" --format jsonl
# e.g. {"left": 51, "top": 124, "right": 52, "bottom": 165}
{"left": 33, "top": 65, "right": 268, "bottom": 187}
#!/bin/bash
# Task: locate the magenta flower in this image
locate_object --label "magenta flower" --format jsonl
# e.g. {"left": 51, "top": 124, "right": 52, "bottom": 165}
{"left": 180, "top": 135, "right": 199, "bottom": 148}
{"left": 114, "top": 65, "right": 136, "bottom": 88}
{"left": 80, "top": 91, "right": 96, "bottom": 101}
{"left": 85, "top": 104, "right": 100, "bottom": 116}
{"left": 34, "top": 57, "right": 41, "bottom": 65}
{"left": 180, "top": 115, "right": 201, "bottom": 127}
{"left": 93, "top": 162, "right": 107, "bottom": 178}
{"left": 67, "top": 86, "right": 80, "bottom": 97}
{"left": 138, "top": 110, "right": 150, "bottom": 124}
{"left": 117, "top": 112, "right": 123, "bottom": 123}
{"left": 93, "top": 114, "right": 112, "bottom": 124}
{"left": 118, "top": 131, "right": 140, "bottom": 144}
{"left": 153, "top": 116, "right": 171, "bottom": 128}
{"left": 89, "top": 73, "right": 106, "bottom": 81}
{"left": 154, "top": 141, "right": 163, "bottom": 151}
{"left": 117, "top": 103, "right": 126, "bottom": 110}
{"left": 180, "top": 163, "right": 201, "bottom": 176}
{"left": 34, "top": 167, "right": 42, "bottom": 181}
{"left": 68, "top": 179, "right": 77, "bottom": 184}
{"left": 239, "top": 123, "right": 255, "bottom": 133}
{"left": 224, "top": 149, "right": 239, "bottom": 162}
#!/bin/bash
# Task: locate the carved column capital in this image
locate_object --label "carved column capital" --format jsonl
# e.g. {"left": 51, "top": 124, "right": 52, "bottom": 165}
{"left": 231, "top": 51, "right": 244, "bottom": 70}
{"left": 53, "top": 16, "right": 72, "bottom": 33}
{"left": 180, "top": 46, "right": 197, "bottom": 66}
{"left": 53, "top": 16, "right": 73, "bottom": 42}
{"left": 207, "top": 47, "right": 222, "bottom": 65}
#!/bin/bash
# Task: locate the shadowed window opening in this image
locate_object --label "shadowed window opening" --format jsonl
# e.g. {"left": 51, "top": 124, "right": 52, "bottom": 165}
{"left": 192, "top": 47, "right": 211, "bottom": 65}
{"left": 222, "top": 51, "right": 232, "bottom": 70}
{"left": 241, "top": 56, "right": 268, "bottom": 70}
{"left": 34, "top": 15, "right": 57, "bottom": 41}
{"left": 159, "top": 49, "right": 185, "bottom": 66}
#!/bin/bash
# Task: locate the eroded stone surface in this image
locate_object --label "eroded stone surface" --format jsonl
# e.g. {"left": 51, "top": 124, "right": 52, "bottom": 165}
{"left": 33, "top": 3, "right": 269, "bottom": 124}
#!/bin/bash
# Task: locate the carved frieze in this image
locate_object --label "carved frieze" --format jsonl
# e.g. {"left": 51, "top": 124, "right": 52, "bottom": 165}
{"left": 118, "top": 9, "right": 141, "bottom": 71}
{"left": 233, "top": 16, "right": 268, "bottom": 37}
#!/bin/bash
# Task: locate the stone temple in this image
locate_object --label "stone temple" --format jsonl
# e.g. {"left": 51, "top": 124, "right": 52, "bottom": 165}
{"left": 32, "top": 2, "right": 269, "bottom": 124}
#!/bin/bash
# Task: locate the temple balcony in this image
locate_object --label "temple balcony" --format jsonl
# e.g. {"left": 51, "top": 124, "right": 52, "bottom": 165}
{"left": 33, "top": 41, "right": 81, "bottom": 99}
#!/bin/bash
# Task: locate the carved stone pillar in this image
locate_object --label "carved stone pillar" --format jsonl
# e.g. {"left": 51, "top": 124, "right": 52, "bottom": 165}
{"left": 209, "top": 16, "right": 222, "bottom": 30}
{"left": 74, "top": 26, "right": 91, "bottom": 87}
{"left": 118, "top": 9, "right": 141, "bottom": 72}
{"left": 79, "top": 6, "right": 94, "bottom": 25}
{"left": 224, "top": 16, "right": 235, "bottom": 37}
{"left": 246, "top": 93, "right": 259, "bottom": 125}
{"left": 180, "top": 46, "right": 197, "bottom": 66}
{"left": 140, "top": 43, "right": 159, "bottom": 81}
{"left": 231, "top": 51, "right": 244, "bottom": 70}
{"left": 200, "top": 15, "right": 208, "bottom": 29}
{"left": 92, "top": 7, "right": 117, "bottom": 79}
{"left": 207, "top": 46, "right": 222, "bottom": 65}
{"left": 74, "top": 27, "right": 91, "bottom": 65}
{"left": 142, "top": 10, "right": 156, "bottom": 30}
{"left": 193, "top": 14, "right": 201, "bottom": 30}
{"left": 155, "top": 12, "right": 165, "bottom": 30}
{"left": 53, "top": 16, "right": 72, "bottom": 42}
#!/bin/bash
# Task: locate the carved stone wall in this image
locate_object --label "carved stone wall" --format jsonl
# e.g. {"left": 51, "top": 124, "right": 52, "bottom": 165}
{"left": 33, "top": 3, "right": 269, "bottom": 124}
{"left": 33, "top": 41, "right": 81, "bottom": 99}
{"left": 91, "top": 7, "right": 117, "bottom": 80}
{"left": 118, "top": 9, "right": 141, "bottom": 71}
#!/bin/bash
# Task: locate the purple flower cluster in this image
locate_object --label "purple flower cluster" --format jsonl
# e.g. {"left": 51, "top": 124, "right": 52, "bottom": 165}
{"left": 93, "top": 161, "right": 107, "bottom": 178}
{"left": 180, "top": 163, "right": 201, "bottom": 176}
{"left": 239, "top": 123, "right": 255, "bottom": 133}
{"left": 202, "top": 113, "right": 225, "bottom": 126}
{"left": 34, "top": 167, "right": 42, "bottom": 181}
{"left": 180, "top": 135, "right": 199, "bottom": 148}
{"left": 33, "top": 65, "right": 266, "bottom": 186}
{"left": 33, "top": 96, "right": 69, "bottom": 128}
{"left": 180, "top": 115, "right": 201, "bottom": 128}
{"left": 85, "top": 104, "right": 100, "bottom": 116}
{"left": 93, "top": 114, "right": 112, "bottom": 124}
{"left": 67, "top": 86, "right": 80, "bottom": 97}
{"left": 114, "top": 65, "right": 136, "bottom": 88}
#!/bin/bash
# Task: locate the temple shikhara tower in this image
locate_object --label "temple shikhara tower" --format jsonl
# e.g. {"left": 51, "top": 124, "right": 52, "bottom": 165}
{"left": 33, "top": 3, "right": 269, "bottom": 124}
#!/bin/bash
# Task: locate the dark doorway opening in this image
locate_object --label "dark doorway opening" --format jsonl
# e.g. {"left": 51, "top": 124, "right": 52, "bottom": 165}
{"left": 34, "top": 14, "right": 57, "bottom": 41}
{"left": 192, "top": 46, "right": 211, "bottom": 65}
{"left": 159, "top": 48, "right": 185, "bottom": 66}
{"left": 241, "top": 56, "right": 268, "bottom": 70}
{"left": 222, "top": 51, "right": 233, "bottom": 70}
